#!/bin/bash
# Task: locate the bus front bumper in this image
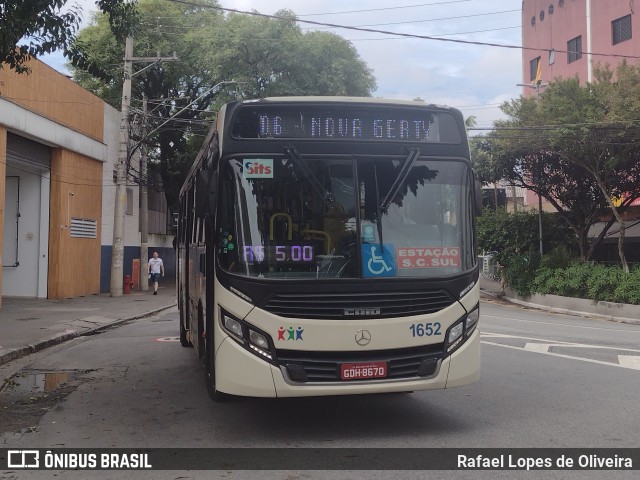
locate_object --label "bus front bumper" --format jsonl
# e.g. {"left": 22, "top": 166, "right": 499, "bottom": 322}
{"left": 214, "top": 329, "right": 480, "bottom": 398}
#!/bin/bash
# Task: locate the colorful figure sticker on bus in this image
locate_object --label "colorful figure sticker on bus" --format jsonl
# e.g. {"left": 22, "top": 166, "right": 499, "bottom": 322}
{"left": 243, "top": 158, "right": 274, "bottom": 178}
{"left": 277, "top": 326, "right": 304, "bottom": 341}
{"left": 397, "top": 247, "right": 461, "bottom": 268}
{"left": 362, "top": 244, "right": 396, "bottom": 277}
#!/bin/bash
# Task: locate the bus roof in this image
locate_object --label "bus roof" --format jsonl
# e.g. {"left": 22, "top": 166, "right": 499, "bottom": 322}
{"left": 242, "top": 96, "right": 455, "bottom": 111}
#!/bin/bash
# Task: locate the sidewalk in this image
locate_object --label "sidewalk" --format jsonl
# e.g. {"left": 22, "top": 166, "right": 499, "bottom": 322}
{"left": 0, "top": 283, "right": 176, "bottom": 366}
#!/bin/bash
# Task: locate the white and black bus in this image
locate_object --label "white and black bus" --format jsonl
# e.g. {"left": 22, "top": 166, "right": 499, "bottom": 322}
{"left": 177, "top": 97, "right": 481, "bottom": 401}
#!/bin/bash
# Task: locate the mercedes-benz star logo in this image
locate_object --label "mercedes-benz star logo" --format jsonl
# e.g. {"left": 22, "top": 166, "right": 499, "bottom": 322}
{"left": 355, "top": 329, "right": 372, "bottom": 346}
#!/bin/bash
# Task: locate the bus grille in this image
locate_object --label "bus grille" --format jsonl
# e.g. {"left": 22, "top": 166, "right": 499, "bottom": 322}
{"left": 261, "top": 290, "right": 454, "bottom": 319}
{"left": 276, "top": 345, "right": 443, "bottom": 383}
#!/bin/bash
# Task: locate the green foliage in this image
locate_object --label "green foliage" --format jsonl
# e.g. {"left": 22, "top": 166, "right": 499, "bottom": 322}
{"left": 530, "top": 262, "right": 640, "bottom": 305}
{"left": 539, "top": 245, "right": 575, "bottom": 270}
{"left": 207, "top": 10, "right": 376, "bottom": 99}
{"left": 477, "top": 209, "right": 575, "bottom": 265}
{"left": 585, "top": 263, "right": 623, "bottom": 301}
{"left": 502, "top": 253, "right": 540, "bottom": 296}
{"left": 1, "top": 0, "right": 81, "bottom": 73}
{"left": 613, "top": 267, "right": 640, "bottom": 304}
{"left": 478, "top": 209, "right": 576, "bottom": 295}
{"left": 1, "top": 0, "right": 135, "bottom": 74}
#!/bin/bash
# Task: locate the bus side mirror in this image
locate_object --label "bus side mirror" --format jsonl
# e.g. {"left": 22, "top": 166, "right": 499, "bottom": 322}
{"left": 475, "top": 180, "right": 483, "bottom": 216}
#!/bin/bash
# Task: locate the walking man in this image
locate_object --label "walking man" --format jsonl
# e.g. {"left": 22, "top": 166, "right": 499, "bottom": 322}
{"left": 148, "top": 251, "right": 164, "bottom": 295}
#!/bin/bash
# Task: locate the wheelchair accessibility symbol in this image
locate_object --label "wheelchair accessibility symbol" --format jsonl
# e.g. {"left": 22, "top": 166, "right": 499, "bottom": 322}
{"left": 362, "top": 244, "right": 396, "bottom": 277}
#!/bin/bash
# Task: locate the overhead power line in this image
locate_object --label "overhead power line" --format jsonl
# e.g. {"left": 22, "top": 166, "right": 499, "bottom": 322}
{"left": 296, "top": 0, "right": 473, "bottom": 17}
{"left": 169, "top": 0, "right": 640, "bottom": 60}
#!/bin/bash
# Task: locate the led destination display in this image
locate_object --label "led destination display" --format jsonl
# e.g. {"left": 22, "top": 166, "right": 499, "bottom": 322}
{"left": 243, "top": 244, "right": 316, "bottom": 263}
{"left": 231, "top": 104, "right": 462, "bottom": 143}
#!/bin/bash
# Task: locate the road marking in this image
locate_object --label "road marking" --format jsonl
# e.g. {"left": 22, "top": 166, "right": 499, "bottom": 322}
{"left": 524, "top": 343, "right": 551, "bottom": 353}
{"left": 618, "top": 356, "right": 640, "bottom": 370}
{"left": 481, "top": 332, "right": 640, "bottom": 353}
{"left": 481, "top": 332, "right": 640, "bottom": 371}
{"left": 482, "top": 313, "right": 640, "bottom": 334}
{"left": 155, "top": 337, "right": 180, "bottom": 342}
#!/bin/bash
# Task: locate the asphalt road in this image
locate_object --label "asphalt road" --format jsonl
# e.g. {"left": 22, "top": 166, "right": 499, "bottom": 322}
{"left": 1, "top": 300, "right": 639, "bottom": 480}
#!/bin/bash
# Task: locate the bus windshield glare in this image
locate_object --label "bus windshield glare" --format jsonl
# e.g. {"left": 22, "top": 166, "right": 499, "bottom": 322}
{"left": 217, "top": 154, "right": 474, "bottom": 279}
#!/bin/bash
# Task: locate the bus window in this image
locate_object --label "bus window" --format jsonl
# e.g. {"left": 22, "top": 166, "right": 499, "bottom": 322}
{"left": 217, "top": 157, "right": 357, "bottom": 278}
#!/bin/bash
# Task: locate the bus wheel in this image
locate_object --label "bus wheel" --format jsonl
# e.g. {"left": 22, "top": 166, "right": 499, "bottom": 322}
{"left": 178, "top": 298, "right": 192, "bottom": 347}
{"left": 205, "top": 316, "right": 232, "bottom": 403}
{"left": 179, "top": 319, "right": 192, "bottom": 348}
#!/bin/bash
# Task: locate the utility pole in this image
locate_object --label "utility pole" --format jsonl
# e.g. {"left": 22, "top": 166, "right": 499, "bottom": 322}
{"left": 110, "top": 35, "right": 133, "bottom": 297}
{"left": 110, "top": 36, "right": 178, "bottom": 297}
{"left": 140, "top": 95, "right": 149, "bottom": 291}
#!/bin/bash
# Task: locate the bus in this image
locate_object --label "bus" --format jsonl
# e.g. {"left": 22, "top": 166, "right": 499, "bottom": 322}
{"left": 177, "top": 97, "right": 481, "bottom": 401}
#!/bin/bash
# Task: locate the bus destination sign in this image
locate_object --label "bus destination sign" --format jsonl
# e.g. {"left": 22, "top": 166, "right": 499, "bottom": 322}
{"left": 231, "top": 105, "right": 462, "bottom": 143}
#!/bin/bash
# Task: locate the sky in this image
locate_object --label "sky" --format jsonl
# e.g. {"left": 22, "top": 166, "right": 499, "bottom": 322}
{"left": 41, "top": 0, "right": 525, "bottom": 130}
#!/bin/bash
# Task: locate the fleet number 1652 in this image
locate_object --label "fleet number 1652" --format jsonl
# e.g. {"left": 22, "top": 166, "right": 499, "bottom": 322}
{"left": 409, "top": 322, "right": 442, "bottom": 337}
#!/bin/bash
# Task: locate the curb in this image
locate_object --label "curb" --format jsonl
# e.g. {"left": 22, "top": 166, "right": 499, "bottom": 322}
{"left": 480, "top": 289, "right": 640, "bottom": 326}
{"left": 0, "top": 302, "right": 176, "bottom": 367}
{"left": 503, "top": 296, "right": 640, "bottom": 326}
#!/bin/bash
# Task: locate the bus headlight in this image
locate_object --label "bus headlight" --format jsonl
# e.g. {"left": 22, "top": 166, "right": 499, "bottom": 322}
{"left": 223, "top": 314, "right": 243, "bottom": 340}
{"left": 445, "top": 304, "right": 480, "bottom": 355}
{"left": 465, "top": 308, "right": 479, "bottom": 335}
{"left": 220, "top": 309, "right": 276, "bottom": 364}
{"left": 446, "top": 322, "right": 464, "bottom": 352}
{"left": 249, "top": 330, "right": 269, "bottom": 349}
{"left": 249, "top": 330, "right": 273, "bottom": 360}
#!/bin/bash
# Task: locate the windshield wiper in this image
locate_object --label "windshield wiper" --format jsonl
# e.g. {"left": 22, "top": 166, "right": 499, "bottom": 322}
{"left": 380, "top": 148, "right": 421, "bottom": 211}
{"left": 373, "top": 164, "right": 384, "bottom": 247}
{"left": 283, "top": 146, "right": 335, "bottom": 206}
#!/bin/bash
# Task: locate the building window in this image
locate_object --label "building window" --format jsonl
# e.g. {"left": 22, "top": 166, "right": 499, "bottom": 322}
{"left": 530, "top": 57, "right": 541, "bottom": 82}
{"left": 567, "top": 36, "right": 582, "bottom": 63}
{"left": 612, "top": 15, "right": 632, "bottom": 45}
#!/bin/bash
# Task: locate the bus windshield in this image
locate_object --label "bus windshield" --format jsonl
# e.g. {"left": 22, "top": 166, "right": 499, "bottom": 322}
{"left": 217, "top": 154, "right": 475, "bottom": 279}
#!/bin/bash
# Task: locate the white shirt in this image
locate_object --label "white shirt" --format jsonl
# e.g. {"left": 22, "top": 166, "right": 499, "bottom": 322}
{"left": 149, "top": 258, "right": 164, "bottom": 274}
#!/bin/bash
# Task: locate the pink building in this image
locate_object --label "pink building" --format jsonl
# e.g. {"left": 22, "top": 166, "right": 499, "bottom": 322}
{"left": 521, "top": 0, "right": 640, "bottom": 257}
{"left": 522, "top": 0, "right": 640, "bottom": 95}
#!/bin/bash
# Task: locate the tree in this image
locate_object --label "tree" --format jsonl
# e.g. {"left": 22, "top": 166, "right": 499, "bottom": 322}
{"left": 479, "top": 71, "right": 640, "bottom": 269}
{"left": 70, "top": 1, "right": 377, "bottom": 208}
{"left": 0, "top": 0, "right": 136, "bottom": 73}
{"left": 205, "top": 10, "right": 376, "bottom": 99}
{"left": 539, "top": 69, "right": 640, "bottom": 272}
{"left": 477, "top": 123, "right": 613, "bottom": 261}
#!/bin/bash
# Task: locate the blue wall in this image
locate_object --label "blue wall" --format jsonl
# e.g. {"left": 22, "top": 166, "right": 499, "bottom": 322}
{"left": 100, "top": 246, "right": 176, "bottom": 293}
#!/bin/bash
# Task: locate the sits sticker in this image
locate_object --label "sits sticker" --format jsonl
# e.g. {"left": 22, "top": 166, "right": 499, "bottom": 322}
{"left": 244, "top": 158, "right": 273, "bottom": 178}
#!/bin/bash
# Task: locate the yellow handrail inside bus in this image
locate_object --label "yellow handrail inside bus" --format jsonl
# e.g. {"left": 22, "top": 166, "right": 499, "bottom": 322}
{"left": 302, "top": 229, "right": 331, "bottom": 254}
{"left": 269, "top": 213, "right": 293, "bottom": 240}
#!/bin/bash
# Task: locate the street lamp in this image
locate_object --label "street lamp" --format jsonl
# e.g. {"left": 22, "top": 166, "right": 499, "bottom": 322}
{"left": 517, "top": 81, "right": 548, "bottom": 256}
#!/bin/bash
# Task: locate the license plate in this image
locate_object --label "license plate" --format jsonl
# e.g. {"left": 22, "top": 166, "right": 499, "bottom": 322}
{"left": 340, "top": 361, "right": 387, "bottom": 380}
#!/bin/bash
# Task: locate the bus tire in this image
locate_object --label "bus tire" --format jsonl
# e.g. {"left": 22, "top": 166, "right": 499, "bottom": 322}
{"left": 179, "top": 319, "right": 192, "bottom": 348}
{"left": 178, "top": 298, "right": 192, "bottom": 347}
{"left": 205, "top": 314, "right": 232, "bottom": 403}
